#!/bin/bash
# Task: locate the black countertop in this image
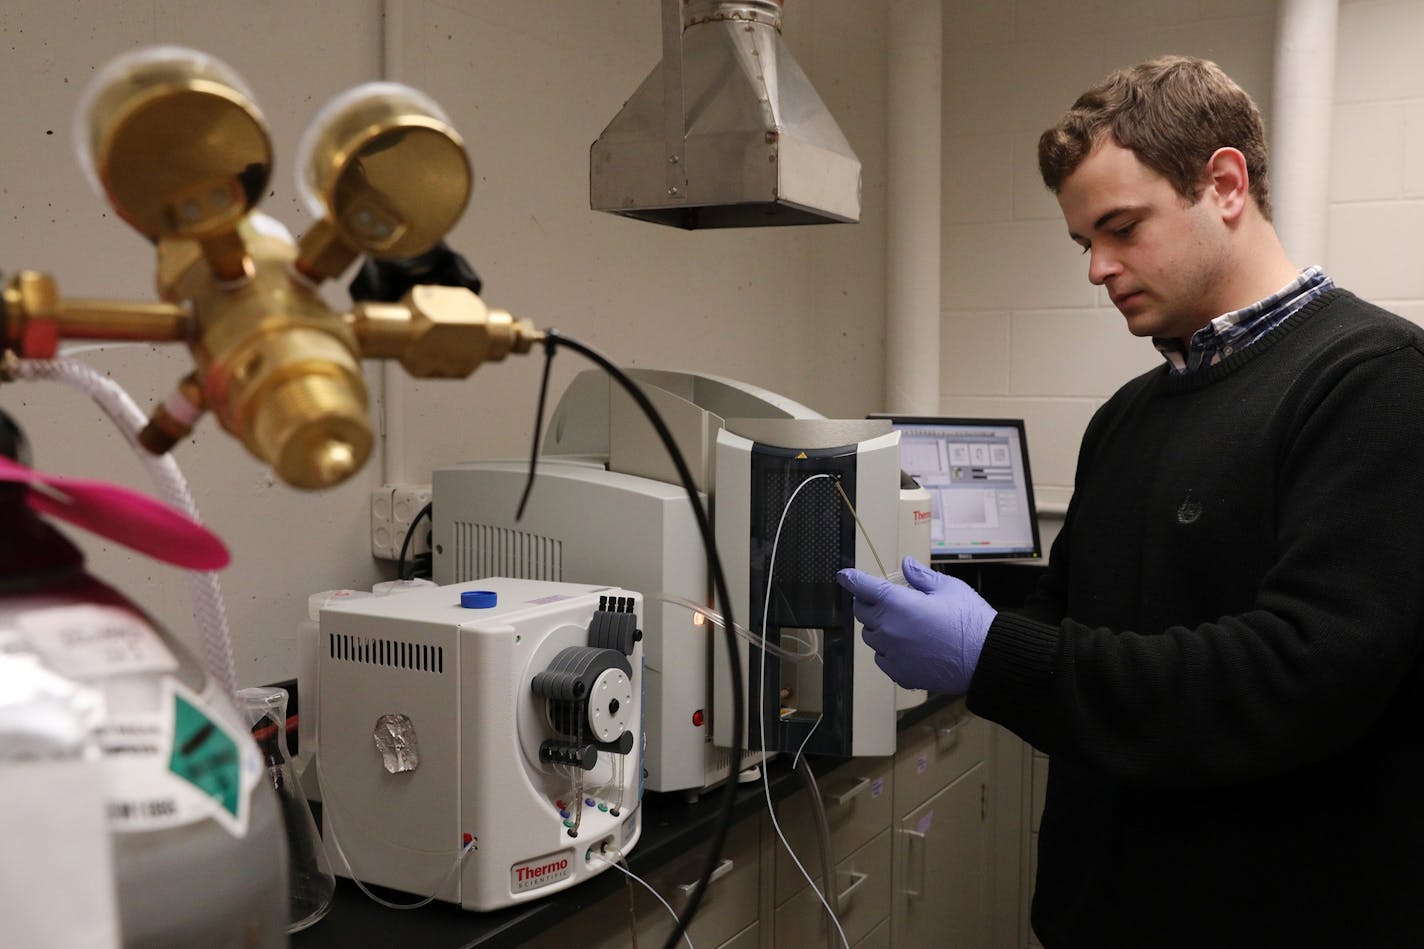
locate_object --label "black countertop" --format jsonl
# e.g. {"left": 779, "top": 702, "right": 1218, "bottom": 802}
{"left": 294, "top": 695, "right": 956, "bottom": 949}
{"left": 291, "top": 561, "right": 1041, "bottom": 947}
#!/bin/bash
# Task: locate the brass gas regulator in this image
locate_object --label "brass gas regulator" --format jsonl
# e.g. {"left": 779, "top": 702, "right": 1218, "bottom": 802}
{"left": 1, "top": 47, "right": 541, "bottom": 489}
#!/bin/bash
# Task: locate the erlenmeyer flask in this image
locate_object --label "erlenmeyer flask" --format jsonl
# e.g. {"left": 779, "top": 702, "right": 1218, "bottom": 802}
{"left": 239, "top": 685, "right": 336, "bottom": 932}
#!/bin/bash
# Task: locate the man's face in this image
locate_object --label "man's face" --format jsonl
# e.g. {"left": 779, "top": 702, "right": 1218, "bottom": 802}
{"left": 1057, "top": 141, "right": 1230, "bottom": 345}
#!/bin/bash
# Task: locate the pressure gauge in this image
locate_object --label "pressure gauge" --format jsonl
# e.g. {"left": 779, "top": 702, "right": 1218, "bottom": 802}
{"left": 295, "top": 82, "right": 471, "bottom": 259}
{"left": 74, "top": 46, "right": 272, "bottom": 241}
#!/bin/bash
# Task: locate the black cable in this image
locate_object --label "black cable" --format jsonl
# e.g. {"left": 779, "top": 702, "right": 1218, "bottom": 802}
{"left": 520, "top": 330, "right": 744, "bottom": 949}
{"left": 515, "top": 334, "right": 558, "bottom": 522}
{"left": 396, "top": 501, "right": 433, "bottom": 582}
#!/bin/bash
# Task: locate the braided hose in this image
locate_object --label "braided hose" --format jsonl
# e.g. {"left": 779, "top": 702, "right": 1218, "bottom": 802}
{"left": 7, "top": 357, "right": 238, "bottom": 700}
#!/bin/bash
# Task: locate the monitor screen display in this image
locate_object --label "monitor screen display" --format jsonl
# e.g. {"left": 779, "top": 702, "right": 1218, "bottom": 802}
{"left": 873, "top": 416, "right": 1042, "bottom": 562}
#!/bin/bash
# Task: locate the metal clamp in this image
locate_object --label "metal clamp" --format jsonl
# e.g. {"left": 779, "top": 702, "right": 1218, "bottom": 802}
{"left": 660, "top": 0, "right": 688, "bottom": 199}
{"left": 678, "top": 857, "right": 734, "bottom": 895}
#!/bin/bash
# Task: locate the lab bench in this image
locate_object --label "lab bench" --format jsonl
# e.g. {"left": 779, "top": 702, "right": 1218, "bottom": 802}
{"left": 293, "top": 561, "right": 1044, "bottom": 948}
{"left": 294, "top": 695, "right": 999, "bottom": 949}
{"left": 292, "top": 742, "right": 800, "bottom": 948}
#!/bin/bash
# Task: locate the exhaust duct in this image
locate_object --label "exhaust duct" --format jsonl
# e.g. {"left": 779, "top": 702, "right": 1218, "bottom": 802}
{"left": 590, "top": 0, "right": 862, "bottom": 229}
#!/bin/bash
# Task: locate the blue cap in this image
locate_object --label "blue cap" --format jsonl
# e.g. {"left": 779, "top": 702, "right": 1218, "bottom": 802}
{"left": 460, "top": 590, "right": 498, "bottom": 609}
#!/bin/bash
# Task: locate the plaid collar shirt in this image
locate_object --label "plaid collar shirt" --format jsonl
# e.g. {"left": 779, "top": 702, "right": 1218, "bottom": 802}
{"left": 1154, "top": 266, "right": 1335, "bottom": 374}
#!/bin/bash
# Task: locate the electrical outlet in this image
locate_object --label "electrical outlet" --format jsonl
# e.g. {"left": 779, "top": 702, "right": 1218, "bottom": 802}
{"left": 370, "top": 486, "right": 397, "bottom": 559}
{"left": 371, "top": 483, "right": 432, "bottom": 560}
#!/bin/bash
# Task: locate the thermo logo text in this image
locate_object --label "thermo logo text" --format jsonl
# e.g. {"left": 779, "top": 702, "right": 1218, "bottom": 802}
{"left": 511, "top": 851, "right": 574, "bottom": 892}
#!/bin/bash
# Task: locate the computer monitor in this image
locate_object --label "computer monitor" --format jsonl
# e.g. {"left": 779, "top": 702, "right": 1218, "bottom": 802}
{"left": 872, "top": 416, "right": 1042, "bottom": 562}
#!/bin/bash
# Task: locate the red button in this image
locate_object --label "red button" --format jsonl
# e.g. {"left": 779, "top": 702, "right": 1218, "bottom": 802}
{"left": 692, "top": 710, "right": 705, "bottom": 727}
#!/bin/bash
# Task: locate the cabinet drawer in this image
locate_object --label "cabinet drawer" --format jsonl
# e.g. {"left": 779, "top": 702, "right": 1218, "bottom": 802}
{"left": 857, "top": 917, "right": 891, "bottom": 949}
{"left": 1031, "top": 750, "right": 1048, "bottom": 832}
{"left": 774, "top": 756, "right": 894, "bottom": 904}
{"left": 892, "top": 764, "right": 989, "bottom": 949}
{"left": 638, "top": 815, "right": 760, "bottom": 948}
{"left": 1028, "top": 828, "right": 1042, "bottom": 947}
{"left": 774, "top": 828, "right": 892, "bottom": 948}
{"left": 893, "top": 701, "right": 987, "bottom": 819}
{"left": 520, "top": 882, "right": 629, "bottom": 949}
{"left": 523, "top": 818, "right": 758, "bottom": 949}
{"left": 721, "top": 921, "right": 758, "bottom": 949}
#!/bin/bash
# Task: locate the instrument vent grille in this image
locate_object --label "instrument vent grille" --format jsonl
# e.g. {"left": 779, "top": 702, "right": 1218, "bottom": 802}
{"left": 451, "top": 521, "right": 562, "bottom": 582}
{"left": 328, "top": 633, "right": 444, "bottom": 674}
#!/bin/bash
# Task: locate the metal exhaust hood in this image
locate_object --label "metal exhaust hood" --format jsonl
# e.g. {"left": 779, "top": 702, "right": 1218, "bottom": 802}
{"left": 590, "top": 0, "right": 862, "bottom": 229}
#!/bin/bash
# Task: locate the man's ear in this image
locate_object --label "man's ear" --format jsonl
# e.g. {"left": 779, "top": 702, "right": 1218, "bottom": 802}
{"left": 1204, "top": 147, "right": 1250, "bottom": 223}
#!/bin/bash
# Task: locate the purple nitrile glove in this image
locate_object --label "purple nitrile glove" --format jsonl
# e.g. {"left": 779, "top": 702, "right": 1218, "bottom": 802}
{"left": 835, "top": 555, "right": 996, "bottom": 695}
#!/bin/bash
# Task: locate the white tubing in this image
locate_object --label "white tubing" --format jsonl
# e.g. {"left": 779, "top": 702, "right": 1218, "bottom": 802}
{"left": 1271, "top": 0, "right": 1339, "bottom": 267}
{"left": 8, "top": 358, "right": 239, "bottom": 700}
{"left": 758, "top": 473, "right": 851, "bottom": 949}
{"left": 592, "top": 849, "right": 696, "bottom": 949}
{"left": 885, "top": 0, "right": 943, "bottom": 415}
{"left": 643, "top": 591, "right": 818, "bottom": 662}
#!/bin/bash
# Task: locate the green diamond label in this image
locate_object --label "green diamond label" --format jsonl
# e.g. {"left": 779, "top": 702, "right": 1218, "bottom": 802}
{"left": 169, "top": 690, "right": 242, "bottom": 821}
{"left": 98, "top": 680, "right": 257, "bottom": 838}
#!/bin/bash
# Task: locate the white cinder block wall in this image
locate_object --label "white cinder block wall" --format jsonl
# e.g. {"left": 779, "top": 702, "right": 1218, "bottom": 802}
{"left": 0, "top": 0, "right": 886, "bottom": 686}
{"left": 939, "top": 0, "right": 1278, "bottom": 527}
{"left": 1329, "top": 0, "right": 1424, "bottom": 324}
{"left": 0, "top": 1, "right": 392, "bottom": 688}
{"left": 940, "top": 0, "right": 1424, "bottom": 545}
{"left": 2, "top": 0, "right": 1419, "bottom": 689}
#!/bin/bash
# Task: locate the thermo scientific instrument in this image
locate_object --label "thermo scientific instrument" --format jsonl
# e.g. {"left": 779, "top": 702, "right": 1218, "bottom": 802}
{"left": 0, "top": 412, "right": 287, "bottom": 948}
{"left": 432, "top": 370, "right": 928, "bottom": 794}
{"left": 315, "top": 578, "right": 644, "bottom": 910}
{"left": 714, "top": 419, "right": 903, "bottom": 758}
{"left": 432, "top": 370, "right": 818, "bottom": 795}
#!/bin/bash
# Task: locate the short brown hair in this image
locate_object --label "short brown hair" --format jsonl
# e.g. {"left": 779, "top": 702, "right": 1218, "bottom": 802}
{"left": 1038, "top": 56, "right": 1272, "bottom": 219}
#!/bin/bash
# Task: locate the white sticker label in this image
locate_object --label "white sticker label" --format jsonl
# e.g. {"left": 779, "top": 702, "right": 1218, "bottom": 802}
{"left": 511, "top": 849, "right": 574, "bottom": 893}
{"left": 101, "top": 680, "right": 260, "bottom": 839}
{"left": 525, "top": 594, "right": 575, "bottom": 606}
{"left": 916, "top": 753, "right": 929, "bottom": 775}
{"left": 1, "top": 758, "right": 123, "bottom": 948}
{"left": 95, "top": 704, "right": 181, "bottom": 831}
{"left": 18, "top": 606, "right": 177, "bottom": 680}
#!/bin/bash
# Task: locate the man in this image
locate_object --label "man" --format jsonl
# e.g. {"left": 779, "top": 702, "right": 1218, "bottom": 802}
{"left": 838, "top": 56, "right": 1424, "bottom": 947}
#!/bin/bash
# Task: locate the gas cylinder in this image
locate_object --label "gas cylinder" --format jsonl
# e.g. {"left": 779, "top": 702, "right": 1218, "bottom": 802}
{"left": 0, "top": 410, "right": 288, "bottom": 947}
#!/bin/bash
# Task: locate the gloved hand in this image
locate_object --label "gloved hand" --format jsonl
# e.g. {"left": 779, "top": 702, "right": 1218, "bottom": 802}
{"left": 835, "top": 556, "right": 996, "bottom": 695}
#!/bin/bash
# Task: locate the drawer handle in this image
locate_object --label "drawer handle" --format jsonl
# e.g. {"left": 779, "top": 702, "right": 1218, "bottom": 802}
{"left": 836, "top": 869, "right": 870, "bottom": 913}
{"left": 900, "top": 828, "right": 928, "bottom": 899}
{"left": 936, "top": 717, "right": 967, "bottom": 753}
{"left": 830, "top": 776, "right": 872, "bottom": 808}
{"left": 678, "top": 857, "right": 733, "bottom": 895}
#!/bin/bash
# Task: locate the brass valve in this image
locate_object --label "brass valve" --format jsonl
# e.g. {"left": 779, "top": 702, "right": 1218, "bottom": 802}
{"left": 351, "top": 286, "right": 541, "bottom": 378}
{"left": 2, "top": 271, "right": 193, "bottom": 356}
{"left": 0, "top": 47, "right": 542, "bottom": 490}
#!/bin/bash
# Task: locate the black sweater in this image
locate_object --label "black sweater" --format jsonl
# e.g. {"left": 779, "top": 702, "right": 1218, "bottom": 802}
{"left": 967, "top": 290, "right": 1424, "bottom": 948}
